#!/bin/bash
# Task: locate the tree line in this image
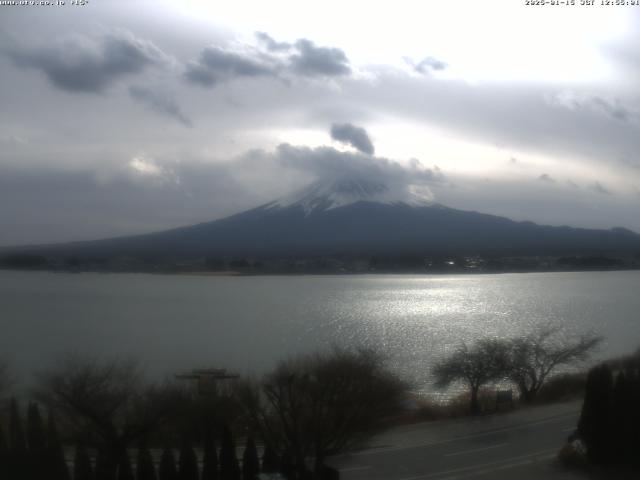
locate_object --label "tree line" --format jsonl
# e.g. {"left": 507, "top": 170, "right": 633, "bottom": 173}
{"left": 0, "top": 327, "right": 605, "bottom": 478}
{"left": 433, "top": 326, "right": 602, "bottom": 414}
{"left": 0, "top": 348, "right": 406, "bottom": 480}
{"left": 0, "top": 399, "right": 277, "bottom": 480}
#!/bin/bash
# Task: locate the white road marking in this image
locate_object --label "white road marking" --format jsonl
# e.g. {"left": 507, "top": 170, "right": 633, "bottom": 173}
{"left": 443, "top": 442, "right": 508, "bottom": 457}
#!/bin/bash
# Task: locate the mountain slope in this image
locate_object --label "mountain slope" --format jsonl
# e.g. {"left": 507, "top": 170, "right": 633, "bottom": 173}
{"left": 7, "top": 178, "right": 640, "bottom": 258}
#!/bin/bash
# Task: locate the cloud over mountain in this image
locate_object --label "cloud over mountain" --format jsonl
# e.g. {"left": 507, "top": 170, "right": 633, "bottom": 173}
{"left": 330, "top": 123, "right": 375, "bottom": 155}
{"left": 243, "top": 143, "right": 443, "bottom": 198}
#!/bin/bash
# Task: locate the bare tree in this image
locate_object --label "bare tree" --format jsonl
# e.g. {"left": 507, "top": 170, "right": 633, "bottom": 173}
{"left": 433, "top": 339, "right": 509, "bottom": 415}
{"left": 506, "top": 326, "right": 602, "bottom": 403}
{"left": 34, "top": 354, "right": 187, "bottom": 480}
{"left": 238, "top": 348, "right": 407, "bottom": 479}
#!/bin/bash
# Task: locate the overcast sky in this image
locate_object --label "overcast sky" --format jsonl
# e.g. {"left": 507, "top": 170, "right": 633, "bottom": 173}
{"left": 1, "top": 0, "right": 639, "bottom": 246}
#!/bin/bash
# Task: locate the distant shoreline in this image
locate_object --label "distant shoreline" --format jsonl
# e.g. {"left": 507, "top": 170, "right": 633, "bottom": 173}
{"left": 1, "top": 266, "right": 639, "bottom": 277}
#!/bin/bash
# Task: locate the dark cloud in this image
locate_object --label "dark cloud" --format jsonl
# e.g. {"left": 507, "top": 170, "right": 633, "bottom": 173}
{"left": 255, "top": 32, "right": 291, "bottom": 52}
{"left": 330, "top": 123, "right": 375, "bottom": 155}
{"left": 589, "top": 181, "right": 611, "bottom": 195}
{"left": 552, "top": 92, "right": 636, "bottom": 123}
{"left": 590, "top": 96, "right": 634, "bottom": 122}
{"left": 184, "top": 46, "right": 276, "bottom": 87}
{"left": 538, "top": 173, "right": 555, "bottom": 183}
{"left": 184, "top": 35, "right": 351, "bottom": 88}
{"left": 413, "top": 56, "right": 448, "bottom": 74}
{"left": 290, "top": 39, "right": 351, "bottom": 77}
{"left": 128, "top": 86, "right": 192, "bottom": 127}
{"left": 6, "top": 30, "right": 169, "bottom": 93}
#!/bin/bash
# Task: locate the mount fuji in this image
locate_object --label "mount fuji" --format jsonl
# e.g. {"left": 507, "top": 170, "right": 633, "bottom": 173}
{"left": 7, "top": 178, "right": 640, "bottom": 259}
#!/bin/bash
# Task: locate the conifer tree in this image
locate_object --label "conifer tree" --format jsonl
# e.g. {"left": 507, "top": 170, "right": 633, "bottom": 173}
{"left": 9, "top": 398, "right": 26, "bottom": 452}
{"left": 242, "top": 437, "right": 259, "bottom": 480}
{"left": 27, "top": 403, "right": 47, "bottom": 450}
{"left": 178, "top": 438, "right": 199, "bottom": 480}
{"left": 631, "top": 366, "right": 640, "bottom": 467}
{"left": 47, "top": 411, "right": 71, "bottom": 480}
{"left": 261, "top": 444, "right": 278, "bottom": 474}
{"left": 279, "top": 451, "right": 293, "bottom": 480}
{"left": 73, "top": 445, "right": 94, "bottom": 480}
{"left": 0, "top": 424, "right": 9, "bottom": 480}
{"left": 159, "top": 448, "right": 178, "bottom": 480}
{"left": 9, "top": 398, "right": 27, "bottom": 480}
{"left": 612, "top": 371, "right": 634, "bottom": 464}
{"left": 116, "top": 451, "right": 134, "bottom": 480}
{"left": 27, "top": 403, "right": 47, "bottom": 479}
{"left": 201, "top": 434, "right": 219, "bottom": 480}
{"left": 136, "top": 442, "right": 157, "bottom": 480}
{"left": 578, "top": 364, "right": 614, "bottom": 465}
{"left": 95, "top": 449, "right": 114, "bottom": 480}
{"left": 219, "top": 425, "right": 240, "bottom": 480}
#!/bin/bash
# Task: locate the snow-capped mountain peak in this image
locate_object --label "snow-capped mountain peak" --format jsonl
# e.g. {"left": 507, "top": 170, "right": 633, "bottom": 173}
{"left": 272, "top": 178, "right": 435, "bottom": 214}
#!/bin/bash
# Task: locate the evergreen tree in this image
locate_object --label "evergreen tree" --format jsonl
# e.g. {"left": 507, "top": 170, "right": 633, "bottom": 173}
{"left": 9, "top": 398, "right": 26, "bottom": 453}
{"left": 219, "top": 425, "right": 240, "bottom": 480}
{"left": 178, "top": 438, "right": 199, "bottom": 480}
{"left": 578, "top": 365, "right": 614, "bottom": 466}
{"left": 159, "top": 448, "right": 178, "bottom": 480}
{"left": 242, "top": 437, "right": 259, "bottom": 480}
{"left": 261, "top": 444, "right": 278, "bottom": 474}
{"left": 279, "top": 451, "right": 293, "bottom": 480}
{"left": 47, "top": 411, "right": 71, "bottom": 480}
{"left": 27, "top": 403, "right": 48, "bottom": 479}
{"left": 27, "top": 403, "right": 47, "bottom": 451}
{"left": 116, "top": 451, "right": 134, "bottom": 480}
{"left": 7, "top": 398, "right": 29, "bottom": 480}
{"left": 136, "top": 442, "right": 157, "bottom": 480}
{"left": 632, "top": 366, "right": 640, "bottom": 467}
{"left": 201, "top": 434, "right": 218, "bottom": 480}
{"left": 95, "top": 448, "right": 116, "bottom": 480}
{"left": 612, "top": 371, "right": 634, "bottom": 464}
{"left": 73, "top": 445, "right": 94, "bottom": 480}
{"left": 9, "top": 398, "right": 27, "bottom": 480}
{"left": 0, "top": 424, "right": 9, "bottom": 480}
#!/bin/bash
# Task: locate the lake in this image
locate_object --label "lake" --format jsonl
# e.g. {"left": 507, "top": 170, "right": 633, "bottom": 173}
{"left": 1, "top": 270, "right": 639, "bottom": 396}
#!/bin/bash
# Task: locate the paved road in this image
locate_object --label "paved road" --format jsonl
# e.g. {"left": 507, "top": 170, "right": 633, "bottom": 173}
{"left": 328, "top": 401, "right": 585, "bottom": 480}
